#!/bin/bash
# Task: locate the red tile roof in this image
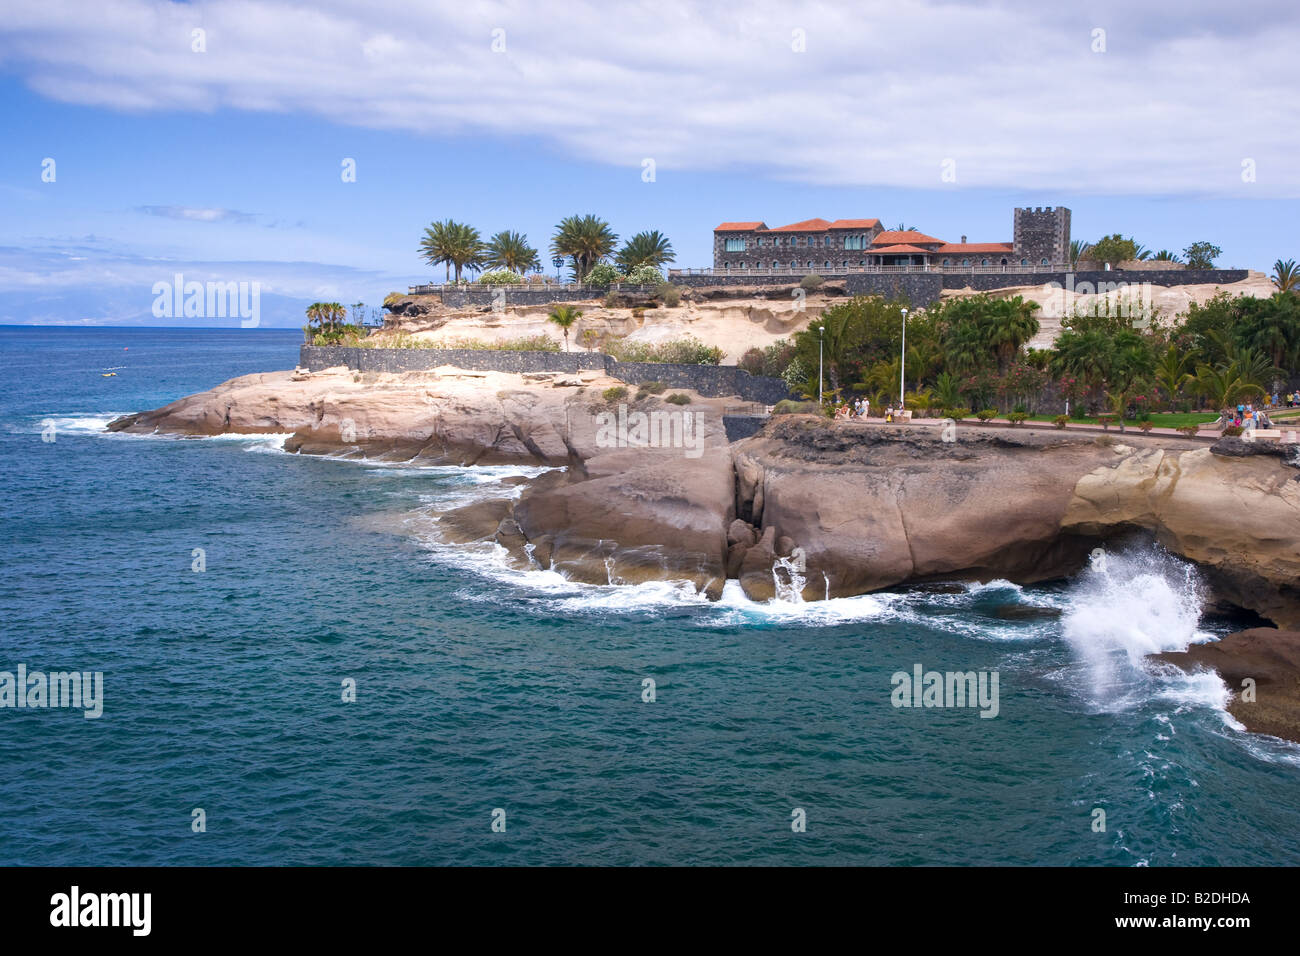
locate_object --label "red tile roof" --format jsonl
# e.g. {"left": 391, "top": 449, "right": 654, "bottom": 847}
{"left": 768, "top": 217, "right": 833, "bottom": 232}
{"left": 868, "top": 244, "right": 933, "bottom": 255}
{"left": 716, "top": 218, "right": 882, "bottom": 233}
{"left": 871, "top": 230, "right": 945, "bottom": 247}
{"left": 935, "top": 242, "right": 1014, "bottom": 254}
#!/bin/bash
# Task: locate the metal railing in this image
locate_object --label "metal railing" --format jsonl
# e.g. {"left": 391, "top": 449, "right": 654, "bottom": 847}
{"left": 408, "top": 282, "right": 659, "bottom": 295}
{"left": 670, "top": 264, "right": 1066, "bottom": 278}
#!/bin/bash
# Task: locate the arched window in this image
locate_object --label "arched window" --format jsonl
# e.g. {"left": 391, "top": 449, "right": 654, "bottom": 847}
{"left": 1000, "top": 258, "right": 1008, "bottom": 266}
{"left": 942, "top": 258, "right": 950, "bottom": 266}
{"left": 806, "top": 260, "right": 813, "bottom": 268}
{"left": 739, "top": 261, "right": 745, "bottom": 269}
{"left": 962, "top": 258, "right": 970, "bottom": 266}
{"left": 824, "top": 260, "right": 830, "bottom": 269}
{"left": 773, "top": 261, "right": 779, "bottom": 269}
{"left": 982, "top": 258, "right": 990, "bottom": 266}
{"left": 790, "top": 260, "right": 797, "bottom": 268}
{"left": 1041, "top": 258, "right": 1049, "bottom": 266}
{"left": 859, "top": 260, "right": 865, "bottom": 267}
{"left": 1020, "top": 258, "right": 1028, "bottom": 266}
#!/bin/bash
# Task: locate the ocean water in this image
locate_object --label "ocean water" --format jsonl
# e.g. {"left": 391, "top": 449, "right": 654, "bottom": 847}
{"left": 1, "top": 325, "right": 1298, "bottom": 866}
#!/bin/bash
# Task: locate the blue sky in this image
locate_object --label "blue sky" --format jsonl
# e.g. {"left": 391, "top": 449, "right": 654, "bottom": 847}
{"left": 1, "top": 0, "right": 1297, "bottom": 326}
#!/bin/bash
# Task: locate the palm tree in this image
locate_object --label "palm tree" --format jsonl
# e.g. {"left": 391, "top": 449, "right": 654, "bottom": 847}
{"left": 485, "top": 231, "right": 540, "bottom": 274}
{"left": 1153, "top": 345, "right": 1197, "bottom": 410}
{"left": 1243, "top": 293, "right": 1299, "bottom": 370}
{"left": 1272, "top": 258, "right": 1299, "bottom": 293}
{"left": 547, "top": 304, "right": 582, "bottom": 351}
{"left": 325, "top": 302, "right": 346, "bottom": 332}
{"left": 551, "top": 215, "right": 618, "bottom": 281}
{"left": 615, "top": 230, "right": 675, "bottom": 271}
{"left": 892, "top": 222, "right": 919, "bottom": 232}
{"left": 1152, "top": 249, "right": 1183, "bottom": 263}
{"left": 1068, "top": 239, "right": 1090, "bottom": 269}
{"left": 1195, "top": 364, "right": 1262, "bottom": 412}
{"left": 306, "top": 302, "right": 345, "bottom": 335}
{"left": 1133, "top": 244, "right": 1153, "bottom": 261}
{"left": 985, "top": 296, "right": 1040, "bottom": 373}
{"left": 419, "top": 219, "right": 484, "bottom": 282}
{"left": 934, "top": 371, "right": 962, "bottom": 409}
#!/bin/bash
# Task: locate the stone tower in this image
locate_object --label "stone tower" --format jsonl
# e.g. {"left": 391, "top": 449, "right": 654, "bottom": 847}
{"left": 1013, "top": 207, "right": 1070, "bottom": 268}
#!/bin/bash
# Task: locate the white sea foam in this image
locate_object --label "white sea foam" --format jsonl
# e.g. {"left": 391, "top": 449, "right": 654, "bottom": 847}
{"left": 1060, "top": 543, "right": 1219, "bottom": 712}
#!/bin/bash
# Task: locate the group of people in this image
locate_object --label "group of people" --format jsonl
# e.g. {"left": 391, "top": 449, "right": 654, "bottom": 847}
{"left": 834, "top": 398, "right": 872, "bottom": 420}
{"left": 1231, "top": 403, "right": 1274, "bottom": 430}
{"left": 1279, "top": 392, "right": 1300, "bottom": 407}
{"left": 831, "top": 397, "right": 907, "bottom": 423}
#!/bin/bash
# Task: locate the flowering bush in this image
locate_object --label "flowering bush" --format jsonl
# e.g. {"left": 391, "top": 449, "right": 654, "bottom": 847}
{"left": 622, "top": 264, "right": 664, "bottom": 285}
{"left": 478, "top": 270, "right": 523, "bottom": 284}
{"left": 583, "top": 264, "right": 621, "bottom": 286}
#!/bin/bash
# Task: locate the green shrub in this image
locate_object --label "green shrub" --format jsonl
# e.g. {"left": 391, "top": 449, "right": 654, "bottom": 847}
{"left": 602, "top": 386, "right": 629, "bottom": 404}
{"left": 1177, "top": 424, "right": 1200, "bottom": 436}
{"left": 1007, "top": 411, "right": 1029, "bottom": 425}
{"left": 478, "top": 269, "right": 522, "bottom": 284}
{"left": 657, "top": 282, "right": 681, "bottom": 307}
{"left": 419, "top": 335, "right": 561, "bottom": 352}
{"left": 773, "top": 400, "right": 825, "bottom": 416}
{"left": 946, "top": 407, "right": 972, "bottom": 421}
{"left": 382, "top": 292, "right": 404, "bottom": 310}
{"left": 623, "top": 264, "right": 664, "bottom": 285}
{"left": 665, "top": 393, "right": 691, "bottom": 405}
{"left": 738, "top": 348, "right": 765, "bottom": 375}
{"left": 584, "top": 263, "right": 620, "bottom": 286}
{"left": 976, "top": 408, "right": 998, "bottom": 422}
{"left": 1222, "top": 424, "right": 1244, "bottom": 437}
{"left": 1012, "top": 403, "right": 1028, "bottom": 414}
{"left": 800, "top": 273, "right": 825, "bottom": 291}
{"left": 637, "top": 380, "right": 667, "bottom": 394}
{"left": 605, "top": 335, "right": 724, "bottom": 365}
{"left": 1053, "top": 414, "right": 1070, "bottom": 429}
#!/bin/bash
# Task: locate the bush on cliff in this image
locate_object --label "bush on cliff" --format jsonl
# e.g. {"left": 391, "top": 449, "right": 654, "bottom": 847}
{"left": 656, "top": 282, "right": 682, "bottom": 307}
{"left": 602, "top": 386, "right": 629, "bottom": 404}
{"left": 739, "top": 348, "right": 765, "bottom": 376}
{"left": 800, "top": 274, "right": 825, "bottom": 291}
{"left": 665, "top": 393, "right": 692, "bottom": 405}
{"left": 772, "top": 400, "right": 826, "bottom": 416}
{"left": 605, "top": 336, "right": 724, "bottom": 366}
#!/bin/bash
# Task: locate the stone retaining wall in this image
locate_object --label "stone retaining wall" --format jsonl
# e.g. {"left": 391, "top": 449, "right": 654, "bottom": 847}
{"left": 299, "top": 345, "right": 795, "bottom": 404}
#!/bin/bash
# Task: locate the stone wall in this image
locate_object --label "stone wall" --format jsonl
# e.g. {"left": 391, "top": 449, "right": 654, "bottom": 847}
{"left": 432, "top": 285, "right": 655, "bottom": 308}
{"left": 712, "top": 226, "right": 881, "bottom": 271}
{"left": 671, "top": 271, "right": 943, "bottom": 305}
{"left": 299, "top": 345, "right": 796, "bottom": 404}
{"left": 940, "top": 268, "right": 1249, "bottom": 292}
{"left": 1012, "top": 206, "right": 1070, "bottom": 266}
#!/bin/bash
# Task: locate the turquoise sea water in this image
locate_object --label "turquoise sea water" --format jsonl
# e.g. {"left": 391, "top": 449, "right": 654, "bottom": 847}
{"left": 1, "top": 325, "right": 1298, "bottom": 866}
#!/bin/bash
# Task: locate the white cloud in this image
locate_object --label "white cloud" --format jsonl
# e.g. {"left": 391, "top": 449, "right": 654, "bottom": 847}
{"left": 1, "top": 0, "right": 1297, "bottom": 195}
{"left": 137, "top": 205, "right": 254, "bottom": 223}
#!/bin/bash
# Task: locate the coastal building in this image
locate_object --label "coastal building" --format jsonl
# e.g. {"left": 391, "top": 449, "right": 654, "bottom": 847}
{"left": 710, "top": 207, "right": 1071, "bottom": 273}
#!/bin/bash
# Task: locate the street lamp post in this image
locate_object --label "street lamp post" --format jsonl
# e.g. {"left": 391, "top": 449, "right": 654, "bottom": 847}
{"left": 552, "top": 256, "right": 563, "bottom": 282}
{"left": 818, "top": 325, "right": 824, "bottom": 406}
{"left": 899, "top": 307, "right": 909, "bottom": 407}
